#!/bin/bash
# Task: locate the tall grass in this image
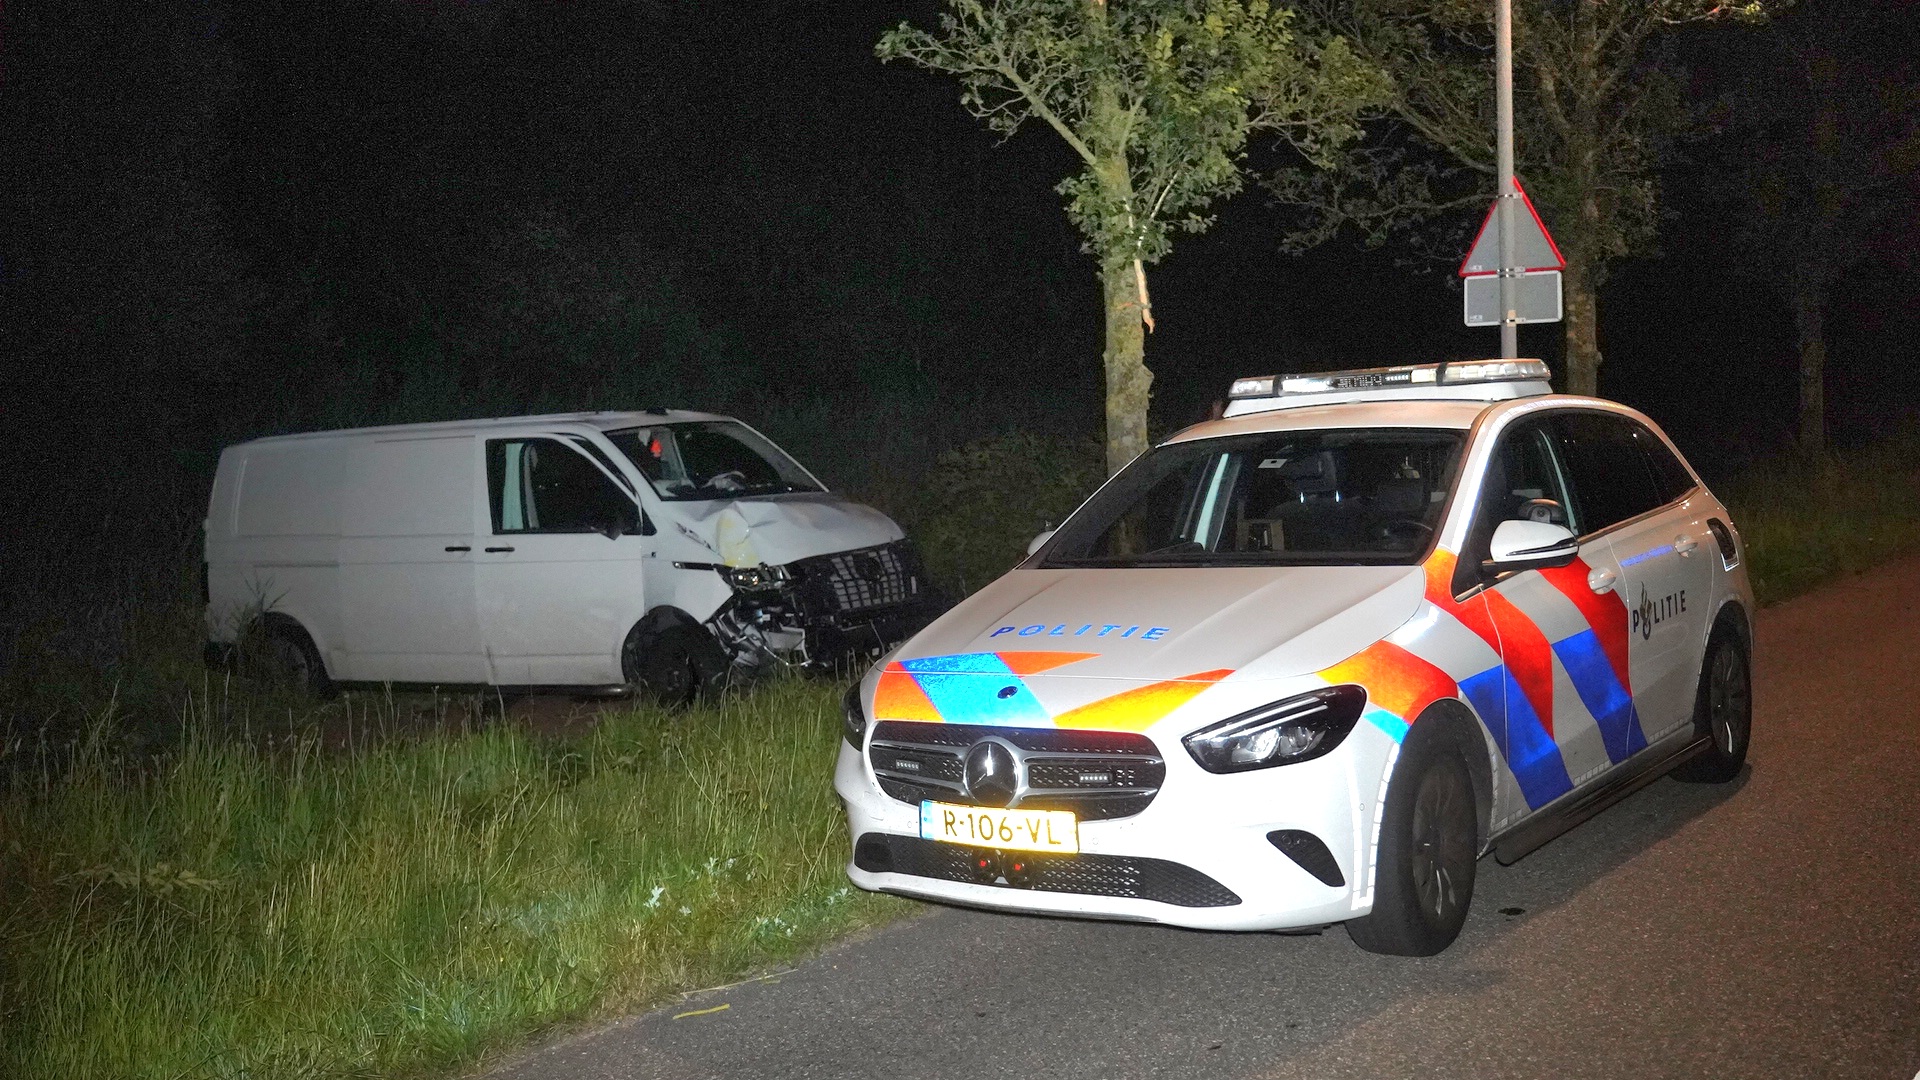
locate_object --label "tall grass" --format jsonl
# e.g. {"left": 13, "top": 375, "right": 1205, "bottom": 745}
{"left": 1720, "top": 437, "right": 1920, "bottom": 604}
{"left": 0, "top": 681, "right": 908, "bottom": 1080}
{"left": 2, "top": 433, "right": 1917, "bottom": 1080}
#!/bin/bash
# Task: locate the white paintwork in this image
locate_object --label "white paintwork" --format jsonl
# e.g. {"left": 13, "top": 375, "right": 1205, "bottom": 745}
{"left": 840, "top": 387, "right": 1757, "bottom": 932}
{"left": 205, "top": 411, "right": 908, "bottom": 687}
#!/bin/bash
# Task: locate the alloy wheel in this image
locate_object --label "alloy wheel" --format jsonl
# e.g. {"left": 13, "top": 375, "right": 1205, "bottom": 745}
{"left": 1409, "top": 760, "right": 1475, "bottom": 922}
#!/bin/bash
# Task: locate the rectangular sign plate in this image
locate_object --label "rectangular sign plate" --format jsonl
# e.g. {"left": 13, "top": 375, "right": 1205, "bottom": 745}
{"left": 1464, "top": 270, "right": 1563, "bottom": 326}
{"left": 920, "top": 801, "right": 1079, "bottom": 854}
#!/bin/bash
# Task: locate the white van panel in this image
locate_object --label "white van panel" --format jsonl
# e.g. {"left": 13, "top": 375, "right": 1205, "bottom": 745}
{"left": 236, "top": 443, "right": 344, "bottom": 537}
{"left": 336, "top": 436, "right": 486, "bottom": 684}
{"left": 343, "top": 437, "right": 474, "bottom": 537}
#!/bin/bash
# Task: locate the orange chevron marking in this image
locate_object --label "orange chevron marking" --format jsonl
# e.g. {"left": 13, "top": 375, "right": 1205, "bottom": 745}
{"left": 997, "top": 651, "right": 1099, "bottom": 676}
{"left": 873, "top": 664, "right": 942, "bottom": 722}
{"left": 1423, "top": 548, "right": 1501, "bottom": 648}
{"left": 1320, "top": 639, "right": 1456, "bottom": 722}
{"left": 1052, "top": 669, "right": 1234, "bottom": 732}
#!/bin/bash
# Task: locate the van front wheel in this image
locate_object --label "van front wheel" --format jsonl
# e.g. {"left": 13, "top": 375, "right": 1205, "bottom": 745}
{"left": 623, "top": 622, "right": 713, "bottom": 708}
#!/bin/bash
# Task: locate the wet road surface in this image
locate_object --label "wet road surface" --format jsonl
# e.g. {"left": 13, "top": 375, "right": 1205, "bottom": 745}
{"left": 491, "top": 560, "right": 1920, "bottom": 1080}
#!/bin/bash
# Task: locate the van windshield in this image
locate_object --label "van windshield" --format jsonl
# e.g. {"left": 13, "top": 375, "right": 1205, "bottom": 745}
{"left": 1040, "top": 428, "right": 1465, "bottom": 568}
{"left": 607, "top": 422, "right": 823, "bottom": 501}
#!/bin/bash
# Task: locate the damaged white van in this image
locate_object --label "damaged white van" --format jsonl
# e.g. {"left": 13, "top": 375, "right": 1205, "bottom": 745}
{"left": 838, "top": 361, "right": 1754, "bottom": 955}
{"left": 204, "top": 410, "right": 939, "bottom": 701}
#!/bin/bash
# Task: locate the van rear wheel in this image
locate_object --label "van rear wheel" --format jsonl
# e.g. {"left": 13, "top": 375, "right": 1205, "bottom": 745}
{"left": 247, "top": 619, "right": 334, "bottom": 699}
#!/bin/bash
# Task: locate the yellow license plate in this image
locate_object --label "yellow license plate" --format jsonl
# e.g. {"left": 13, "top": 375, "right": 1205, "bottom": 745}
{"left": 919, "top": 801, "right": 1079, "bottom": 854}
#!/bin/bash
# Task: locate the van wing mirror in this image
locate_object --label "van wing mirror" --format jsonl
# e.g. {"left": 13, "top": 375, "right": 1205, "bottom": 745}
{"left": 1484, "top": 519, "right": 1579, "bottom": 573}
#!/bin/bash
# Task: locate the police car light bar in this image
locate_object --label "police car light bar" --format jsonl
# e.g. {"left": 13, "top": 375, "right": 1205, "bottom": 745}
{"left": 1229, "top": 360, "right": 1551, "bottom": 401}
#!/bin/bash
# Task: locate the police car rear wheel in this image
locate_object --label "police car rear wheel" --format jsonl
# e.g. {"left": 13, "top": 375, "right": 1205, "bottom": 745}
{"left": 1672, "top": 631, "right": 1751, "bottom": 784}
{"left": 1347, "top": 740, "right": 1478, "bottom": 956}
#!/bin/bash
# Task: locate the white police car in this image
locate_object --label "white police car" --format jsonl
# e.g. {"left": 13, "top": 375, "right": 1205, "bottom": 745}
{"left": 836, "top": 360, "right": 1754, "bottom": 955}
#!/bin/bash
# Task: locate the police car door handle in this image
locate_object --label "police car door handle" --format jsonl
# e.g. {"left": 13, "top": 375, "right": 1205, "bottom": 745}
{"left": 1587, "top": 566, "right": 1618, "bottom": 593}
{"left": 1674, "top": 534, "right": 1699, "bottom": 556}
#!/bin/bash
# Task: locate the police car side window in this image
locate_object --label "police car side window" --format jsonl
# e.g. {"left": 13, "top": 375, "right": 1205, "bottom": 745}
{"left": 1550, "top": 412, "right": 1663, "bottom": 534}
{"left": 1640, "top": 427, "right": 1698, "bottom": 504}
{"left": 1455, "top": 420, "right": 1574, "bottom": 594}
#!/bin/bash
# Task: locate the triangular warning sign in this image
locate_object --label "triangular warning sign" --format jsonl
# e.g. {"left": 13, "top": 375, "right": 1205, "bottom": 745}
{"left": 1459, "top": 176, "right": 1565, "bottom": 277}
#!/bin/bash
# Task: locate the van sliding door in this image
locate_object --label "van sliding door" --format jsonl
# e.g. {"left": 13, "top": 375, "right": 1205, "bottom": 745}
{"left": 338, "top": 435, "right": 488, "bottom": 684}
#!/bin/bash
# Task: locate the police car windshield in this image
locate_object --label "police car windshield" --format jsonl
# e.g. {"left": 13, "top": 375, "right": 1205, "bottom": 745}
{"left": 1041, "top": 429, "right": 1464, "bottom": 568}
{"left": 607, "top": 422, "right": 822, "bottom": 501}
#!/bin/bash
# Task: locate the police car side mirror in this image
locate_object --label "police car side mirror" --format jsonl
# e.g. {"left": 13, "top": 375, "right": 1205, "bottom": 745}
{"left": 1484, "top": 519, "right": 1579, "bottom": 573}
{"left": 1026, "top": 529, "right": 1056, "bottom": 556}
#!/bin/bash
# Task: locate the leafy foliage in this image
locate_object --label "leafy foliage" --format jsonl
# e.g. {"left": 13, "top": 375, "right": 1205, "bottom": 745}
{"left": 907, "top": 430, "right": 1107, "bottom": 595}
{"left": 879, "top": 0, "right": 1388, "bottom": 472}
{"left": 883, "top": 0, "right": 1385, "bottom": 269}
{"left": 1275, "top": 0, "right": 1777, "bottom": 391}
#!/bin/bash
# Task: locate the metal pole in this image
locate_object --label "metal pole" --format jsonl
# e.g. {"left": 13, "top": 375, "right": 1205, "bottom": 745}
{"left": 1496, "top": 0, "right": 1517, "bottom": 359}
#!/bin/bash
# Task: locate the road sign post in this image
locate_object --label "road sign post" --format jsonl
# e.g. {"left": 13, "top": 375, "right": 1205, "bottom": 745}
{"left": 1496, "top": 0, "right": 1516, "bottom": 357}
{"left": 1460, "top": 176, "right": 1565, "bottom": 330}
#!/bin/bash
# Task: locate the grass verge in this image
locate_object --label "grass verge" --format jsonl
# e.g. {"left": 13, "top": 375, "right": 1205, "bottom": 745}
{"left": 0, "top": 681, "right": 910, "bottom": 1079}
{"left": 1721, "top": 438, "right": 1920, "bottom": 605}
{"left": 2, "top": 435, "right": 1917, "bottom": 1080}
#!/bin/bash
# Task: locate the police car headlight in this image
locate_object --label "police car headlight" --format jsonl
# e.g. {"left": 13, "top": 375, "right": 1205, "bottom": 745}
{"left": 1183, "top": 685, "right": 1367, "bottom": 773}
{"left": 841, "top": 680, "right": 868, "bottom": 748}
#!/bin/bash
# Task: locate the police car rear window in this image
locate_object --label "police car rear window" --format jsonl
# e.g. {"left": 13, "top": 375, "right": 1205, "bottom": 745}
{"left": 1041, "top": 429, "right": 1464, "bottom": 568}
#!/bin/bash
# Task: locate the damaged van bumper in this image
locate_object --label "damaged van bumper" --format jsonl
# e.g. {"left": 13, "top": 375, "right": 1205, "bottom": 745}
{"left": 705, "top": 540, "right": 943, "bottom": 672}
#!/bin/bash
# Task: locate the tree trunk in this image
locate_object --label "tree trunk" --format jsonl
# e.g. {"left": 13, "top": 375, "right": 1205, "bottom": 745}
{"left": 1562, "top": 254, "right": 1602, "bottom": 396}
{"left": 1793, "top": 267, "right": 1827, "bottom": 456}
{"left": 1796, "top": 47, "right": 1838, "bottom": 456}
{"left": 1101, "top": 258, "right": 1151, "bottom": 475}
{"left": 1085, "top": 0, "right": 1149, "bottom": 476}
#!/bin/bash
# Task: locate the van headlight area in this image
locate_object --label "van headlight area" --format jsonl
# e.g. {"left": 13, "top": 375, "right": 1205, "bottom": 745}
{"left": 699, "top": 542, "right": 943, "bottom": 674}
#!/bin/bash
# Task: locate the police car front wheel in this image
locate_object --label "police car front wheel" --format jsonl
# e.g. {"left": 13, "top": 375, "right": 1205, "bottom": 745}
{"left": 1347, "top": 736, "right": 1479, "bottom": 956}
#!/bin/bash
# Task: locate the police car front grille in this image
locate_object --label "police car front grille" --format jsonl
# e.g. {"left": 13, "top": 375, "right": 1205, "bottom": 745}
{"left": 868, "top": 722, "right": 1164, "bottom": 821}
{"left": 805, "top": 543, "right": 919, "bottom": 614}
{"left": 854, "top": 833, "right": 1240, "bottom": 909}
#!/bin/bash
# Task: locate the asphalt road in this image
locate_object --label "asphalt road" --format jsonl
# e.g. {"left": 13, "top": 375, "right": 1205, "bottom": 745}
{"left": 492, "top": 559, "right": 1920, "bottom": 1080}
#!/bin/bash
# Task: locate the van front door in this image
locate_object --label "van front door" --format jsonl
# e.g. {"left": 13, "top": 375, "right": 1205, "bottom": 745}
{"left": 338, "top": 435, "right": 489, "bottom": 684}
{"left": 476, "top": 436, "right": 652, "bottom": 685}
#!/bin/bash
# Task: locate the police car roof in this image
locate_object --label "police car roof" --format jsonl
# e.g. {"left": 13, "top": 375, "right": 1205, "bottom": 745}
{"left": 1166, "top": 398, "right": 1496, "bottom": 445}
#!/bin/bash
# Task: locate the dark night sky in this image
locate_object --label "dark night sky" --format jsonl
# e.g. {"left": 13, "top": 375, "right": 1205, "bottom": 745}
{"left": 3, "top": 0, "right": 1917, "bottom": 559}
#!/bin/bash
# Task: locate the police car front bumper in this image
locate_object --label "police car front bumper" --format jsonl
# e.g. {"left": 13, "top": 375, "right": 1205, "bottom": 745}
{"left": 835, "top": 726, "right": 1399, "bottom": 932}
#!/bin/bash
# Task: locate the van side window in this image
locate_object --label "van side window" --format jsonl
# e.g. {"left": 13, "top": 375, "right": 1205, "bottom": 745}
{"left": 487, "top": 438, "right": 636, "bottom": 534}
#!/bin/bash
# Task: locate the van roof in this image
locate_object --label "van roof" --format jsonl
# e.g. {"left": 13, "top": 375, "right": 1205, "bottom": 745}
{"left": 231, "top": 410, "right": 736, "bottom": 447}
